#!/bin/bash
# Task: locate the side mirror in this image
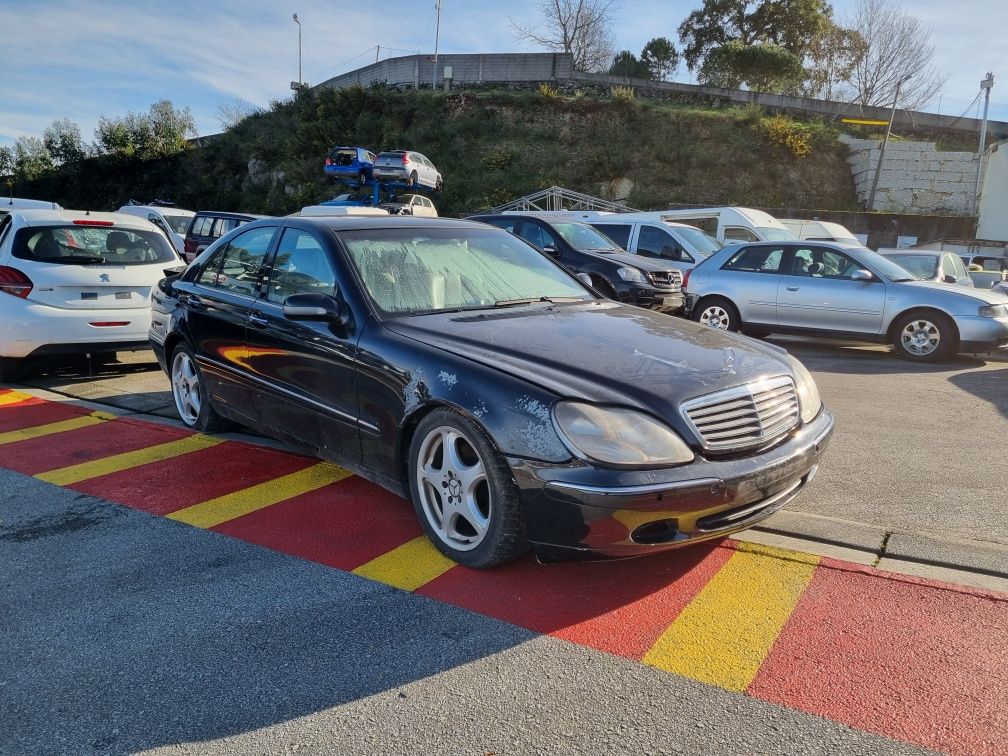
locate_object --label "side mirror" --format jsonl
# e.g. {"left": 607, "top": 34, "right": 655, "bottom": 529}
{"left": 283, "top": 292, "right": 347, "bottom": 325}
{"left": 542, "top": 245, "right": 559, "bottom": 257}
{"left": 942, "top": 274, "right": 957, "bottom": 284}
{"left": 851, "top": 269, "right": 874, "bottom": 281}
{"left": 575, "top": 272, "right": 593, "bottom": 287}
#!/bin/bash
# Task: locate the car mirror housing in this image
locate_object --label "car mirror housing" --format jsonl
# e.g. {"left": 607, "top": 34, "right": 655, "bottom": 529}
{"left": 851, "top": 269, "right": 873, "bottom": 281}
{"left": 542, "top": 245, "right": 559, "bottom": 257}
{"left": 283, "top": 292, "right": 346, "bottom": 324}
{"left": 942, "top": 274, "right": 957, "bottom": 284}
{"left": 575, "top": 272, "right": 593, "bottom": 288}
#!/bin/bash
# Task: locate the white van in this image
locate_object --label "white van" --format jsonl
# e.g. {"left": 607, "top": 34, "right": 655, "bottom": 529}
{"left": 779, "top": 218, "right": 862, "bottom": 247}
{"left": 501, "top": 209, "right": 723, "bottom": 274}
{"left": 1, "top": 197, "right": 62, "bottom": 219}
{"left": 648, "top": 207, "right": 795, "bottom": 243}
{"left": 117, "top": 204, "right": 194, "bottom": 257}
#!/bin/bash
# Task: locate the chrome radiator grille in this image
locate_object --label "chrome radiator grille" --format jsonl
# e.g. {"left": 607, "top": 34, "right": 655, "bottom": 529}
{"left": 647, "top": 269, "right": 683, "bottom": 289}
{"left": 680, "top": 376, "right": 800, "bottom": 451}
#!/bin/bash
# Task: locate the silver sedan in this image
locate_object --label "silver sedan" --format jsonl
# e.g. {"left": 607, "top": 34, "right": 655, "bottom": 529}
{"left": 682, "top": 241, "right": 1008, "bottom": 361}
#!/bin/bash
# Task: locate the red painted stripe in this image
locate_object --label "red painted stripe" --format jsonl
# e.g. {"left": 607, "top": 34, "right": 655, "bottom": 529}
{"left": 419, "top": 541, "right": 733, "bottom": 659}
{"left": 2, "top": 418, "right": 191, "bottom": 476}
{"left": 213, "top": 476, "right": 423, "bottom": 571}
{"left": 0, "top": 400, "right": 89, "bottom": 432}
{"left": 748, "top": 560, "right": 1008, "bottom": 756}
{"left": 70, "top": 440, "right": 317, "bottom": 515}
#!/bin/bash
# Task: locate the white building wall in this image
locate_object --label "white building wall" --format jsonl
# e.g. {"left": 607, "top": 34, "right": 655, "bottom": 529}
{"left": 977, "top": 140, "right": 1008, "bottom": 241}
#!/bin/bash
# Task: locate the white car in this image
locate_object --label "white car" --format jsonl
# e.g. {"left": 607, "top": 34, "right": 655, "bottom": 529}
{"left": 0, "top": 209, "right": 180, "bottom": 380}
{"left": 381, "top": 193, "right": 438, "bottom": 217}
{"left": 0, "top": 197, "right": 62, "bottom": 219}
{"left": 372, "top": 150, "right": 443, "bottom": 190}
{"left": 117, "top": 203, "right": 193, "bottom": 257}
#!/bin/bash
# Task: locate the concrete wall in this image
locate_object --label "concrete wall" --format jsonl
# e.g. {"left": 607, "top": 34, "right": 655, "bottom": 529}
{"left": 978, "top": 140, "right": 1008, "bottom": 242}
{"left": 840, "top": 135, "right": 984, "bottom": 215}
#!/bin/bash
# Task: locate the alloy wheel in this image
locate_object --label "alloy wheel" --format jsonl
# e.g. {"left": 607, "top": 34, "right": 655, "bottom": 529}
{"left": 699, "top": 304, "right": 731, "bottom": 330}
{"left": 415, "top": 425, "right": 491, "bottom": 551}
{"left": 900, "top": 319, "right": 941, "bottom": 356}
{"left": 171, "top": 350, "right": 202, "bottom": 425}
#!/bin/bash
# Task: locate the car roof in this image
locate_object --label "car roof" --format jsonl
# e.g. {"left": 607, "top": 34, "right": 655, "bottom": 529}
{"left": 192, "top": 210, "right": 268, "bottom": 220}
{"left": 120, "top": 204, "right": 194, "bottom": 215}
{"left": 881, "top": 249, "right": 940, "bottom": 256}
{"left": 12, "top": 208, "right": 160, "bottom": 230}
{"left": 286, "top": 216, "right": 478, "bottom": 232}
{"left": 734, "top": 239, "right": 866, "bottom": 253}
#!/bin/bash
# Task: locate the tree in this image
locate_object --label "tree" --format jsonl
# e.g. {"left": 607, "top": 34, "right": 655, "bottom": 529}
{"left": 699, "top": 41, "right": 804, "bottom": 93}
{"left": 42, "top": 118, "right": 87, "bottom": 165}
{"left": 511, "top": 0, "right": 619, "bottom": 73}
{"left": 677, "top": 0, "right": 832, "bottom": 72}
{"left": 148, "top": 99, "right": 196, "bottom": 157}
{"left": 215, "top": 97, "right": 260, "bottom": 131}
{"left": 93, "top": 100, "right": 196, "bottom": 159}
{"left": 847, "top": 0, "right": 946, "bottom": 110}
{"left": 12, "top": 136, "right": 53, "bottom": 181}
{"left": 640, "top": 37, "right": 680, "bottom": 80}
{"left": 0, "top": 146, "right": 13, "bottom": 177}
{"left": 802, "top": 20, "right": 865, "bottom": 101}
{"left": 609, "top": 50, "right": 650, "bottom": 78}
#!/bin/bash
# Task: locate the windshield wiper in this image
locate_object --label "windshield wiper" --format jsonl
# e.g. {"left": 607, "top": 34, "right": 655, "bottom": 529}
{"left": 494, "top": 296, "right": 585, "bottom": 307}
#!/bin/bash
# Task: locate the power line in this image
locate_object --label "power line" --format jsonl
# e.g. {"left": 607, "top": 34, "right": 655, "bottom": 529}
{"left": 441, "top": 8, "right": 480, "bottom": 52}
{"left": 306, "top": 46, "right": 379, "bottom": 82}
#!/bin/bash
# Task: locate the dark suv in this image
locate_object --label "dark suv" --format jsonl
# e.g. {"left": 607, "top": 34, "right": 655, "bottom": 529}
{"left": 183, "top": 211, "right": 267, "bottom": 263}
{"left": 471, "top": 214, "right": 683, "bottom": 312}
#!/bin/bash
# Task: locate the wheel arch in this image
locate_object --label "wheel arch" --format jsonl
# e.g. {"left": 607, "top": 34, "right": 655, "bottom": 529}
{"left": 886, "top": 306, "right": 960, "bottom": 344}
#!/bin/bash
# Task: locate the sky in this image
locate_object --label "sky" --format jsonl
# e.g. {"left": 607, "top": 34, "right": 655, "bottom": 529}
{"left": 1, "top": 0, "right": 1005, "bottom": 147}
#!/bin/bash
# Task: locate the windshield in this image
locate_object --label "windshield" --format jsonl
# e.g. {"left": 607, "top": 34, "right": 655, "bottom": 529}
{"left": 672, "top": 225, "right": 722, "bottom": 256}
{"left": 884, "top": 254, "right": 938, "bottom": 279}
{"left": 163, "top": 214, "right": 193, "bottom": 235}
{"left": 340, "top": 227, "right": 592, "bottom": 316}
{"left": 550, "top": 222, "right": 622, "bottom": 251}
{"left": 758, "top": 227, "right": 797, "bottom": 241}
{"left": 857, "top": 249, "right": 919, "bottom": 281}
{"left": 13, "top": 225, "right": 178, "bottom": 266}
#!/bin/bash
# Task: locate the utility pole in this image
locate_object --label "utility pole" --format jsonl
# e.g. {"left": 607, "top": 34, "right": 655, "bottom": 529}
{"left": 292, "top": 13, "right": 302, "bottom": 88}
{"left": 376, "top": 45, "right": 380, "bottom": 64}
{"left": 975, "top": 72, "right": 994, "bottom": 213}
{"left": 433, "top": 0, "right": 441, "bottom": 88}
{"left": 867, "top": 74, "right": 910, "bottom": 212}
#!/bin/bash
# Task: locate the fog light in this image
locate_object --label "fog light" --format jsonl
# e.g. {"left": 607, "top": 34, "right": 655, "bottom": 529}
{"left": 631, "top": 518, "right": 680, "bottom": 544}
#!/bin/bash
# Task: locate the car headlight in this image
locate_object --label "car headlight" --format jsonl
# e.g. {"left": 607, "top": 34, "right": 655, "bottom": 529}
{"left": 616, "top": 267, "right": 646, "bottom": 283}
{"left": 552, "top": 402, "right": 694, "bottom": 468}
{"left": 979, "top": 304, "right": 1008, "bottom": 319}
{"left": 786, "top": 354, "right": 822, "bottom": 424}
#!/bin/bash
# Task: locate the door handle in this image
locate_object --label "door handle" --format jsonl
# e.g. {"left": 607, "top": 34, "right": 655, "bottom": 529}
{"left": 183, "top": 293, "right": 206, "bottom": 310}
{"left": 785, "top": 286, "right": 800, "bottom": 291}
{"left": 248, "top": 312, "right": 268, "bottom": 328}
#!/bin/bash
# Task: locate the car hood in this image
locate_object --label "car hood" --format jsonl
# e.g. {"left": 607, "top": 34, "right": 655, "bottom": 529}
{"left": 386, "top": 302, "right": 794, "bottom": 431}
{"left": 895, "top": 279, "right": 1008, "bottom": 305}
{"left": 579, "top": 250, "right": 674, "bottom": 272}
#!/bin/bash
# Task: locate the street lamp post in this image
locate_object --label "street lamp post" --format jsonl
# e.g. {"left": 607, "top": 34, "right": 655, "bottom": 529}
{"left": 867, "top": 74, "right": 911, "bottom": 212}
{"left": 975, "top": 72, "right": 994, "bottom": 213}
{"left": 293, "top": 13, "right": 302, "bottom": 87}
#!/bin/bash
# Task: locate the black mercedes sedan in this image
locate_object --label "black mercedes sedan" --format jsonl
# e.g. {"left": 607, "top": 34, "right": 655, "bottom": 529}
{"left": 150, "top": 216, "right": 834, "bottom": 568}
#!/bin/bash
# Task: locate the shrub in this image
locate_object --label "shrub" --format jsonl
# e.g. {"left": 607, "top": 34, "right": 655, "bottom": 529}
{"left": 611, "top": 85, "right": 636, "bottom": 105}
{"left": 481, "top": 145, "right": 514, "bottom": 170}
{"left": 537, "top": 82, "right": 559, "bottom": 99}
{"left": 762, "top": 115, "right": 812, "bottom": 158}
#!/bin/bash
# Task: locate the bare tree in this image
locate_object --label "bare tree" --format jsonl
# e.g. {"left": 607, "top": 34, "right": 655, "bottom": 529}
{"left": 847, "top": 0, "right": 947, "bottom": 110}
{"left": 511, "top": 0, "right": 619, "bottom": 73}
{"left": 215, "top": 97, "right": 260, "bottom": 131}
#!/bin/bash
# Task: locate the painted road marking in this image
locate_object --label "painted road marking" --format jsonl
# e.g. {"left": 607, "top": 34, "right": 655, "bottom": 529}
{"left": 167, "top": 462, "right": 351, "bottom": 529}
{"left": 0, "top": 410, "right": 115, "bottom": 446}
{"left": 0, "top": 390, "right": 34, "bottom": 406}
{"left": 352, "top": 535, "right": 456, "bottom": 591}
{"left": 643, "top": 542, "right": 819, "bottom": 692}
{"left": 35, "top": 435, "right": 221, "bottom": 486}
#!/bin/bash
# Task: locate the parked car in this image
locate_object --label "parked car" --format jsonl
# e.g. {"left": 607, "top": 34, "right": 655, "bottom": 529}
{"left": 649, "top": 207, "right": 796, "bottom": 243}
{"left": 779, "top": 219, "right": 862, "bottom": 247}
{"left": 150, "top": 216, "right": 833, "bottom": 567}
{"left": 323, "top": 146, "right": 376, "bottom": 185}
{"left": 877, "top": 249, "right": 974, "bottom": 288}
{"left": 683, "top": 240, "right": 1008, "bottom": 361}
{"left": 183, "top": 210, "right": 266, "bottom": 263}
{"left": 0, "top": 197, "right": 62, "bottom": 219}
{"left": 472, "top": 214, "right": 683, "bottom": 312}
{"left": 296, "top": 205, "right": 389, "bottom": 217}
{"left": 372, "top": 150, "right": 442, "bottom": 190}
{"left": 117, "top": 202, "right": 194, "bottom": 257}
{"left": 381, "top": 194, "right": 438, "bottom": 217}
{"left": 0, "top": 209, "right": 180, "bottom": 379}
{"left": 321, "top": 191, "right": 376, "bottom": 207}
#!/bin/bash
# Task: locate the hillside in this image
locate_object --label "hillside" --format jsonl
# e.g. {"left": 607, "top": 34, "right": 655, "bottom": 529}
{"left": 15, "top": 86, "right": 860, "bottom": 216}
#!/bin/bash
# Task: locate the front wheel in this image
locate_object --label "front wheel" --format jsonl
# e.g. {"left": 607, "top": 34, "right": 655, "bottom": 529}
{"left": 408, "top": 408, "right": 529, "bottom": 568}
{"left": 407, "top": 170, "right": 418, "bottom": 187}
{"left": 358, "top": 170, "right": 367, "bottom": 186}
{"left": 892, "top": 312, "right": 956, "bottom": 362}
{"left": 694, "top": 297, "right": 740, "bottom": 332}
{"left": 170, "top": 344, "right": 229, "bottom": 431}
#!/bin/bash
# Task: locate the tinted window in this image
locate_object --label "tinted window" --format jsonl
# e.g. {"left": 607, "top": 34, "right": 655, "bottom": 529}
{"left": 724, "top": 226, "right": 760, "bottom": 242}
{"left": 267, "top": 228, "right": 335, "bottom": 303}
{"left": 191, "top": 217, "right": 212, "bottom": 237}
{"left": 592, "top": 223, "right": 631, "bottom": 249}
{"left": 723, "top": 246, "right": 784, "bottom": 273}
{"left": 549, "top": 222, "right": 616, "bottom": 251}
{"left": 637, "top": 225, "right": 688, "bottom": 261}
{"left": 518, "top": 222, "right": 554, "bottom": 250}
{"left": 789, "top": 247, "right": 862, "bottom": 279}
{"left": 199, "top": 226, "right": 275, "bottom": 295}
{"left": 484, "top": 218, "right": 518, "bottom": 234}
{"left": 12, "top": 225, "right": 177, "bottom": 266}
{"left": 212, "top": 217, "right": 240, "bottom": 238}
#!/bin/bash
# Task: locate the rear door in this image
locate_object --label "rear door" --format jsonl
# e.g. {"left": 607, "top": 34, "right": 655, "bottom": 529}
{"left": 716, "top": 245, "right": 786, "bottom": 325}
{"left": 776, "top": 246, "right": 885, "bottom": 334}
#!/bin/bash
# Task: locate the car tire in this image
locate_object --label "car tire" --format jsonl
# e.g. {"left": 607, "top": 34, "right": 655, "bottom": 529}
{"left": 0, "top": 357, "right": 24, "bottom": 382}
{"left": 892, "top": 311, "right": 957, "bottom": 362}
{"left": 359, "top": 170, "right": 367, "bottom": 186}
{"left": 408, "top": 170, "right": 418, "bottom": 187}
{"left": 408, "top": 407, "right": 529, "bottom": 569}
{"left": 435, "top": 177, "right": 443, "bottom": 192}
{"left": 694, "top": 296, "right": 740, "bottom": 332}
{"left": 170, "top": 344, "right": 229, "bottom": 432}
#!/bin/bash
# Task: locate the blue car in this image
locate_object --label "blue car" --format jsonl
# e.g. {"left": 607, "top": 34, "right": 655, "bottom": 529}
{"left": 323, "top": 146, "right": 376, "bottom": 184}
{"left": 320, "top": 191, "right": 375, "bottom": 207}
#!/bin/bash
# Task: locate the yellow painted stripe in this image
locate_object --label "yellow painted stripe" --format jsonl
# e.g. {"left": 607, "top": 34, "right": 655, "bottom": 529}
{"left": 36, "top": 435, "right": 221, "bottom": 486}
{"left": 643, "top": 542, "right": 819, "bottom": 692}
{"left": 352, "top": 535, "right": 456, "bottom": 591}
{"left": 0, "top": 410, "right": 116, "bottom": 445}
{"left": 167, "top": 462, "right": 351, "bottom": 529}
{"left": 0, "top": 391, "right": 33, "bottom": 406}
{"left": 841, "top": 117, "right": 890, "bottom": 126}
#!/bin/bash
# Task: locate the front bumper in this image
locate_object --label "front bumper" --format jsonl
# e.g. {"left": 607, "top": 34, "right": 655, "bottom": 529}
{"left": 510, "top": 408, "right": 834, "bottom": 559}
{"left": 955, "top": 315, "right": 1008, "bottom": 353}
{"left": 618, "top": 286, "right": 683, "bottom": 313}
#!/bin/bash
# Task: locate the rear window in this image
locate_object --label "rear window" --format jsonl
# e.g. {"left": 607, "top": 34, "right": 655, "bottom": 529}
{"left": 723, "top": 246, "right": 784, "bottom": 273}
{"left": 13, "top": 225, "right": 177, "bottom": 266}
{"left": 329, "top": 149, "right": 357, "bottom": 166}
{"left": 162, "top": 214, "right": 192, "bottom": 235}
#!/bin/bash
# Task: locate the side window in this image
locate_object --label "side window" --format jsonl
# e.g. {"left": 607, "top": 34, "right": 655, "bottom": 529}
{"left": 191, "top": 217, "right": 210, "bottom": 237}
{"left": 486, "top": 218, "right": 518, "bottom": 234}
{"left": 267, "top": 228, "right": 336, "bottom": 303}
{"left": 941, "top": 255, "right": 958, "bottom": 280}
{"left": 0, "top": 214, "right": 12, "bottom": 247}
{"left": 789, "top": 247, "right": 861, "bottom": 279}
{"left": 637, "top": 225, "right": 683, "bottom": 260}
{"left": 197, "top": 245, "right": 228, "bottom": 286}
{"left": 723, "top": 246, "right": 784, "bottom": 273}
{"left": 212, "top": 218, "right": 239, "bottom": 238}
{"left": 724, "top": 226, "right": 760, "bottom": 242}
{"left": 592, "top": 223, "right": 631, "bottom": 249}
{"left": 517, "top": 221, "right": 548, "bottom": 250}
{"left": 212, "top": 226, "right": 276, "bottom": 296}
